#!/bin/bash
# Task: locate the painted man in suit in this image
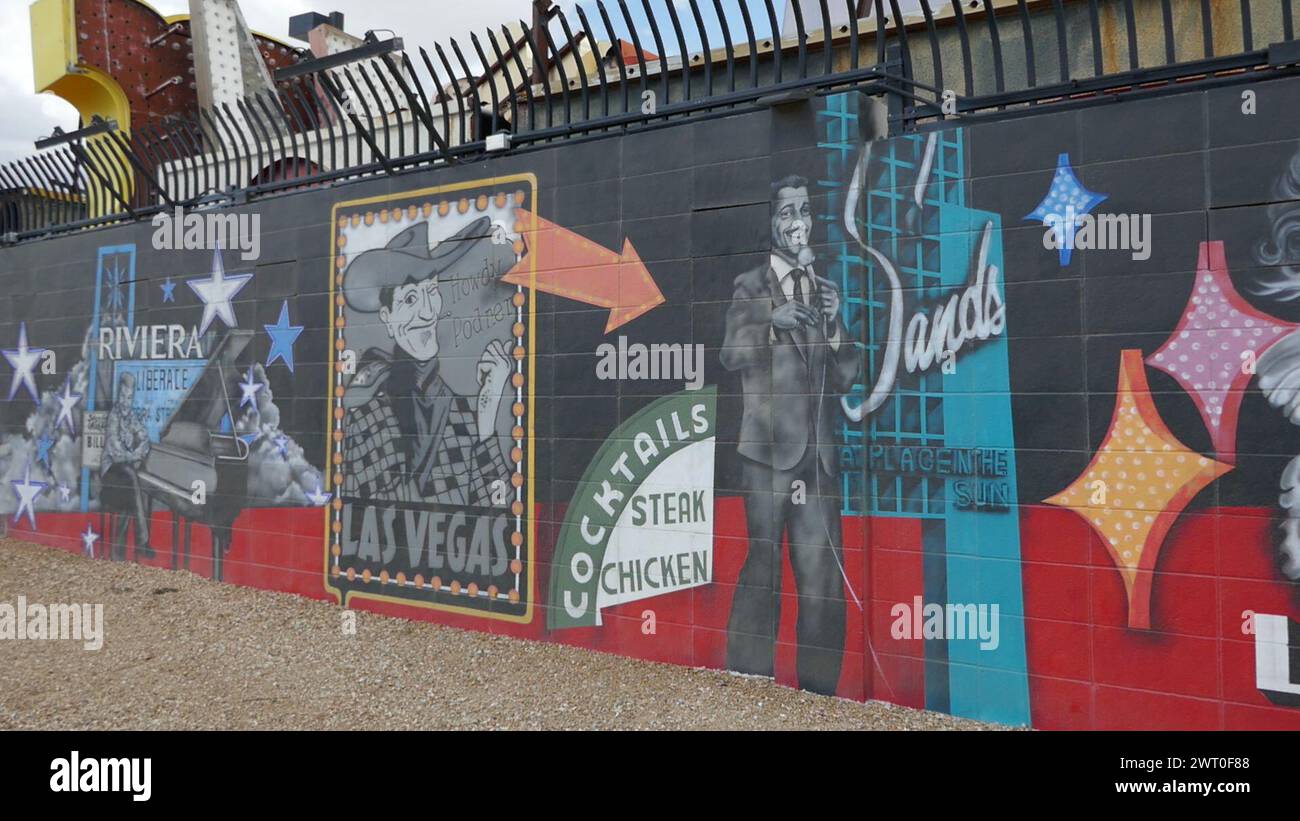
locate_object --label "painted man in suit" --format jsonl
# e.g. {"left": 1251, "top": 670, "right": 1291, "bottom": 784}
{"left": 102, "top": 372, "right": 155, "bottom": 561}
{"left": 340, "top": 218, "right": 515, "bottom": 507}
{"left": 720, "top": 175, "right": 860, "bottom": 695}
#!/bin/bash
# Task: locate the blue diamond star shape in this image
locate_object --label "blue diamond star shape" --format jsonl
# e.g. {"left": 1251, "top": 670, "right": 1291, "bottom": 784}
{"left": 264, "top": 300, "right": 304, "bottom": 373}
{"left": 1025, "top": 152, "right": 1107, "bottom": 266}
{"left": 161, "top": 277, "right": 177, "bottom": 303}
{"left": 274, "top": 434, "right": 290, "bottom": 458}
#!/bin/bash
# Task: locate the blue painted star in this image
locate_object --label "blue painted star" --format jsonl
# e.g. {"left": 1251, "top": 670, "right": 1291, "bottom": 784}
{"left": 81, "top": 524, "right": 99, "bottom": 558}
{"left": 238, "top": 366, "right": 263, "bottom": 409}
{"left": 160, "top": 277, "right": 177, "bottom": 303}
{"left": 274, "top": 434, "right": 290, "bottom": 458}
{"left": 187, "top": 250, "right": 253, "bottom": 335}
{"left": 36, "top": 433, "right": 54, "bottom": 468}
{"left": 55, "top": 381, "right": 81, "bottom": 435}
{"left": 264, "top": 301, "right": 304, "bottom": 373}
{"left": 1025, "top": 152, "right": 1108, "bottom": 266}
{"left": 306, "top": 481, "right": 332, "bottom": 507}
{"left": 221, "top": 412, "right": 260, "bottom": 446}
{"left": 11, "top": 461, "right": 46, "bottom": 529}
{"left": 105, "top": 257, "right": 127, "bottom": 313}
{"left": 2, "top": 322, "right": 46, "bottom": 402}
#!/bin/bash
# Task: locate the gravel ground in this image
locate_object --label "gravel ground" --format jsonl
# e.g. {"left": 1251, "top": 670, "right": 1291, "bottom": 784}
{"left": 0, "top": 538, "right": 996, "bottom": 730}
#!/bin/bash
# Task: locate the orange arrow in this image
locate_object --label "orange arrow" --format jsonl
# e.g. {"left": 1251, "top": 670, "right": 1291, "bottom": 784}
{"left": 502, "top": 208, "right": 664, "bottom": 333}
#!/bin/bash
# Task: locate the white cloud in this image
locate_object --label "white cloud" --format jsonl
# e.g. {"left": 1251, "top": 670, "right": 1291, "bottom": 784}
{"left": 0, "top": 1, "right": 79, "bottom": 164}
{"left": 0, "top": 0, "right": 547, "bottom": 165}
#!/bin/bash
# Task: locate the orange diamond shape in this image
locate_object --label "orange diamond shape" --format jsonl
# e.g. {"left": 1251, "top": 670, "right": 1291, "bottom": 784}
{"left": 1044, "top": 350, "right": 1232, "bottom": 629}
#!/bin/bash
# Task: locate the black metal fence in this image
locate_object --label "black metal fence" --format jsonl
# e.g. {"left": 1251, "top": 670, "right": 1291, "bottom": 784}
{"left": 2, "top": 0, "right": 1298, "bottom": 242}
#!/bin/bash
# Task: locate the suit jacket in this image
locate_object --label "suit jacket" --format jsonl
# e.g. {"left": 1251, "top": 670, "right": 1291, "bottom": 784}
{"left": 102, "top": 404, "right": 150, "bottom": 475}
{"left": 720, "top": 264, "right": 860, "bottom": 475}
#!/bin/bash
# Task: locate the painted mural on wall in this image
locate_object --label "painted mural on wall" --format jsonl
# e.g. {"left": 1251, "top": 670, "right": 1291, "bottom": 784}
{"left": 326, "top": 178, "right": 535, "bottom": 621}
{"left": 5, "top": 79, "right": 1300, "bottom": 729}
{"left": 0, "top": 235, "right": 327, "bottom": 577}
{"left": 1254, "top": 151, "right": 1300, "bottom": 585}
{"left": 549, "top": 387, "right": 718, "bottom": 631}
{"left": 718, "top": 173, "right": 859, "bottom": 697}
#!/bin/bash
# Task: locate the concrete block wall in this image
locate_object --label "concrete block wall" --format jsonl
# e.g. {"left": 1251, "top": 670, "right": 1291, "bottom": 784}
{"left": 2, "top": 72, "right": 1299, "bottom": 729}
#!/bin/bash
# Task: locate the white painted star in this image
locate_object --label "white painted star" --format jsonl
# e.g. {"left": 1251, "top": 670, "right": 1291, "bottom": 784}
{"left": 55, "top": 381, "right": 81, "bottom": 434}
{"left": 11, "top": 462, "right": 46, "bottom": 529}
{"left": 58, "top": 483, "right": 71, "bottom": 503}
{"left": 2, "top": 322, "right": 46, "bottom": 402}
{"left": 187, "top": 250, "right": 253, "bottom": 335}
{"left": 306, "top": 482, "right": 332, "bottom": 506}
{"left": 239, "top": 366, "right": 263, "bottom": 408}
{"left": 81, "top": 524, "right": 99, "bottom": 558}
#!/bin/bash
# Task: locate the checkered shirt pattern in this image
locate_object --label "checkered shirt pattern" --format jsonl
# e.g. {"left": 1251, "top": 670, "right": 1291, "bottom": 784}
{"left": 343, "top": 392, "right": 513, "bottom": 506}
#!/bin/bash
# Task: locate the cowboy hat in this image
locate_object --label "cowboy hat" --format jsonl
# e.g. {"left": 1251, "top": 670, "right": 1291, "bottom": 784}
{"left": 342, "top": 216, "right": 504, "bottom": 313}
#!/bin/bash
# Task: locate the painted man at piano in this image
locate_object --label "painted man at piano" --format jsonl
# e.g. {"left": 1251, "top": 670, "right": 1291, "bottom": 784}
{"left": 720, "top": 174, "right": 860, "bottom": 696}
{"left": 101, "top": 372, "right": 155, "bottom": 561}
{"left": 339, "top": 217, "right": 514, "bottom": 507}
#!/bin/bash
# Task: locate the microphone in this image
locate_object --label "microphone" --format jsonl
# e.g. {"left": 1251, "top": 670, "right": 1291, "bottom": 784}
{"left": 795, "top": 247, "right": 832, "bottom": 332}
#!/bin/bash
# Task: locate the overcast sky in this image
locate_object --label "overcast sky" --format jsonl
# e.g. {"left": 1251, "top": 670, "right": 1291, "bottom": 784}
{"left": 0, "top": 0, "right": 802, "bottom": 165}
{"left": 0, "top": 0, "right": 558, "bottom": 164}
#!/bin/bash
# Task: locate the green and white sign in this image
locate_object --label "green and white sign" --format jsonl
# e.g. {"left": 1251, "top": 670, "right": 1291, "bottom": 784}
{"left": 548, "top": 387, "right": 717, "bottom": 630}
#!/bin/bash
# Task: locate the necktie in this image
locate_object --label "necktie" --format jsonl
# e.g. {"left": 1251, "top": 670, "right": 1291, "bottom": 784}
{"left": 789, "top": 268, "right": 811, "bottom": 354}
{"left": 791, "top": 267, "right": 808, "bottom": 306}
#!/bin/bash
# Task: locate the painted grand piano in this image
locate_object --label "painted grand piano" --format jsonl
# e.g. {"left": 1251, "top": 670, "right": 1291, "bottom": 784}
{"left": 107, "top": 330, "right": 255, "bottom": 581}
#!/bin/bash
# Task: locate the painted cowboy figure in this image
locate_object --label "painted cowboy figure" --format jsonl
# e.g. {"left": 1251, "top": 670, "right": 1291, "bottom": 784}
{"left": 340, "top": 217, "right": 515, "bottom": 506}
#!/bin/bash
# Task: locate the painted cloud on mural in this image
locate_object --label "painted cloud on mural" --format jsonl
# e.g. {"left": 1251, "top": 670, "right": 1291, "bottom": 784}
{"left": 234, "top": 364, "right": 327, "bottom": 507}
{"left": 1251, "top": 141, "right": 1300, "bottom": 581}
{"left": 1252, "top": 144, "right": 1300, "bottom": 301}
{"left": 0, "top": 331, "right": 93, "bottom": 518}
{"left": 0, "top": 287, "right": 326, "bottom": 530}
